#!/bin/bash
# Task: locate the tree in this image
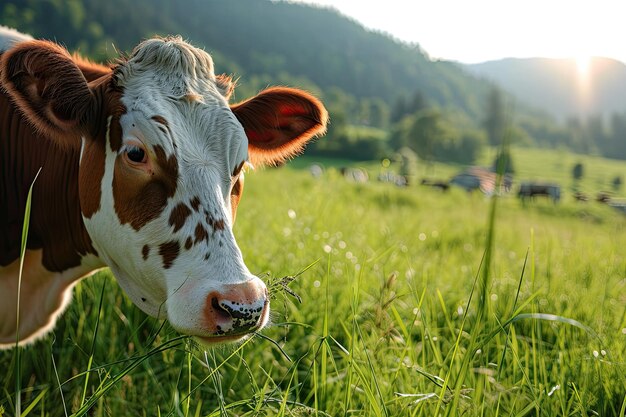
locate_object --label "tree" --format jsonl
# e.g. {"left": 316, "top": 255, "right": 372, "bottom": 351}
{"left": 397, "top": 147, "right": 418, "bottom": 184}
{"left": 492, "top": 150, "right": 515, "bottom": 174}
{"left": 572, "top": 162, "right": 584, "bottom": 181}
{"left": 407, "top": 109, "right": 447, "bottom": 161}
{"left": 612, "top": 176, "right": 622, "bottom": 191}
{"left": 484, "top": 87, "right": 506, "bottom": 146}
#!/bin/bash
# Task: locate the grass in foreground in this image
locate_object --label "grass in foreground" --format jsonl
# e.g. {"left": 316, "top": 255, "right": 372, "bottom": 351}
{"left": 1, "top": 157, "right": 625, "bottom": 416}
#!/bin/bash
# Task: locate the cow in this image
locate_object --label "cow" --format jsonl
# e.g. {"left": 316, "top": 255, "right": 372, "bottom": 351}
{"left": 0, "top": 30, "right": 328, "bottom": 348}
{"left": 450, "top": 166, "right": 512, "bottom": 195}
{"left": 518, "top": 182, "right": 561, "bottom": 203}
{"left": 420, "top": 178, "right": 449, "bottom": 192}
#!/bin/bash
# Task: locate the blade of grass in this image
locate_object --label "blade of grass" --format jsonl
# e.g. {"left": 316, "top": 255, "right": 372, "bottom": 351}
{"left": 52, "top": 348, "right": 69, "bottom": 417}
{"left": 14, "top": 167, "right": 42, "bottom": 417}
{"left": 19, "top": 388, "right": 48, "bottom": 417}
{"left": 80, "top": 280, "right": 107, "bottom": 408}
{"left": 497, "top": 248, "right": 529, "bottom": 380}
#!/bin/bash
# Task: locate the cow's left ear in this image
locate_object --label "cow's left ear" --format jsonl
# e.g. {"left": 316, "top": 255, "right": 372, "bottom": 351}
{"left": 0, "top": 40, "right": 96, "bottom": 148}
{"left": 230, "top": 87, "right": 328, "bottom": 165}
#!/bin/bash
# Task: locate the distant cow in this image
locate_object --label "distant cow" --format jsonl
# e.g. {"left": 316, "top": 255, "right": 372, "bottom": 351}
{"left": 573, "top": 192, "right": 589, "bottom": 202}
{"left": 420, "top": 178, "right": 449, "bottom": 191}
{"left": 341, "top": 167, "right": 369, "bottom": 183}
{"left": 518, "top": 183, "right": 561, "bottom": 203}
{"left": 450, "top": 166, "right": 512, "bottom": 195}
{"left": 596, "top": 192, "right": 612, "bottom": 204}
{"left": 0, "top": 29, "right": 328, "bottom": 347}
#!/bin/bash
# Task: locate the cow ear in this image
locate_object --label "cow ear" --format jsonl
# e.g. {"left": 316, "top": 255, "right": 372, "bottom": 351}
{"left": 230, "top": 87, "right": 328, "bottom": 165}
{"left": 0, "top": 40, "right": 95, "bottom": 148}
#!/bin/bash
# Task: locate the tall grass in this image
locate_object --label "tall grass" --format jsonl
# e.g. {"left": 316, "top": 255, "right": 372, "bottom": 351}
{"left": 1, "top": 149, "right": 625, "bottom": 416}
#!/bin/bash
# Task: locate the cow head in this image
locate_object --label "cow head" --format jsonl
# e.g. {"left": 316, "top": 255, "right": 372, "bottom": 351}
{"left": 0, "top": 37, "right": 327, "bottom": 344}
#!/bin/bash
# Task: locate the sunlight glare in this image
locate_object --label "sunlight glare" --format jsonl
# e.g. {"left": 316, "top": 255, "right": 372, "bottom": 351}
{"left": 575, "top": 55, "right": 591, "bottom": 77}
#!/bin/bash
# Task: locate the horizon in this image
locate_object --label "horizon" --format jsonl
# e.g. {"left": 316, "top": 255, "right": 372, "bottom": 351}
{"left": 289, "top": 0, "right": 626, "bottom": 66}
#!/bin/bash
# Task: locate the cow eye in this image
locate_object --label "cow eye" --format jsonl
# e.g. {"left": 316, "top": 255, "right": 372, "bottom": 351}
{"left": 126, "top": 146, "right": 146, "bottom": 163}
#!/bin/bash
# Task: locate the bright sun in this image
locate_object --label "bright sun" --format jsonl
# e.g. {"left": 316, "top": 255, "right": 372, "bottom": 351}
{"left": 575, "top": 55, "right": 591, "bottom": 77}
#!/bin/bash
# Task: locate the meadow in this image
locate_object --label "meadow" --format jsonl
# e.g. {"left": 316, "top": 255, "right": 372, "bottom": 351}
{"left": 1, "top": 148, "right": 625, "bottom": 417}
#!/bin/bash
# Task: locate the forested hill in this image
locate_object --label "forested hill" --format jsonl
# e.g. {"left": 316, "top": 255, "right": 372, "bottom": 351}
{"left": 466, "top": 57, "right": 626, "bottom": 120}
{"left": 4, "top": 0, "right": 625, "bottom": 160}
{"left": 1, "top": 0, "right": 494, "bottom": 120}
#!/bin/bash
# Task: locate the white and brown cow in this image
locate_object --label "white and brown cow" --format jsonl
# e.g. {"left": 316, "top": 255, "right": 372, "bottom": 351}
{"left": 0, "top": 29, "right": 327, "bottom": 348}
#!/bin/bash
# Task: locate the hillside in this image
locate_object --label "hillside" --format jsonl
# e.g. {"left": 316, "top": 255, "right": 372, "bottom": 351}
{"left": 466, "top": 57, "right": 626, "bottom": 120}
{"left": 3, "top": 0, "right": 624, "bottom": 160}
{"left": 1, "top": 0, "right": 505, "bottom": 121}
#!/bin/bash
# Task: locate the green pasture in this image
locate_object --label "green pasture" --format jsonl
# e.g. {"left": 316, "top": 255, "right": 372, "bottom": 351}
{"left": 1, "top": 148, "right": 625, "bottom": 416}
{"left": 294, "top": 145, "right": 626, "bottom": 200}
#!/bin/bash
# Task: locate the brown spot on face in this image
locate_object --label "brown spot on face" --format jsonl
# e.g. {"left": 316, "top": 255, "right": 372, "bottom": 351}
{"left": 184, "top": 236, "right": 193, "bottom": 250}
{"left": 158, "top": 241, "right": 180, "bottom": 269}
{"left": 79, "top": 84, "right": 124, "bottom": 219}
{"left": 230, "top": 176, "right": 244, "bottom": 223}
{"left": 112, "top": 140, "right": 179, "bottom": 230}
{"left": 152, "top": 115, "right": 171, "bottom": 137}
{"left": 142, "top": 244, "right": 150, "bottom": 260}
{"left": 168, "top": 202, "right": 192, "bottom": 232}
{"left": 194, "top": 223, "right": 208, "bottom": 244}
{"left": 79, "top": 129, "right": 106, "bottom": 218}
{"left": 151, "top": 115, "right": 169, "bottom": 127}
{"left": 108, "top": 113, "right": 124, "bottom": 152}
{"left": 206, "top": 214, "right": 225, "bottom": 232}
{"left": 190, "top": 196, "right": 201, "bottom": 212}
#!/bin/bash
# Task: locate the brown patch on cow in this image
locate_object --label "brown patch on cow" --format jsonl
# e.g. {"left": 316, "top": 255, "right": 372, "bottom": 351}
{"left": 0, "top": 84, "right": 98, "bottom": 271}
{"left": 183, "top": 93, "right": 203, "bottom": 103}
{"left": 168, "top": 202, "right": 192, "bottom": 233}
{"left": 230, "top": 176, "right": 244, "bottom": 222}
{"left": 153, "top": 145, "right": 178, "bottom": 190}
{"left": 107, "top": 113, "right": 123, "bottom": 152}
{"left": 190, "top": 196, "right": 201, "bottom": 212}
{"left": 151, "top": 115, "right": 169, "bottom": 127}
{"left": 142, "top": 244, "right": 150, "bottom": 260}
{"left": 79, "top": 128, "right": 106, "bottom": 218}
{"left": 194, "top": 223, "right": 209, "bottom": 244}
{"left": 184, "top": 236, "right": 193, "bottom": 250}
{"left": 158, "top": 241, "right": 180, "bottom": 269}
{"left": 206, "top": 214, "right": 225, "bottom": 232}
{"left": 80, "top": 81, "right": 125, "bottom": 219}
{"left": 152, "top": 115, "right": 171, "bottom": 136}
{"left": 112, "top": 142, "right": 179, "bottom": 230}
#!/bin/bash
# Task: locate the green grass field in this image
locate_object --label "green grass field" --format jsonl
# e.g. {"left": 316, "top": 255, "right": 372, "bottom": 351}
{"left": 1, "top": 147, "right": 625, "bottom": 417}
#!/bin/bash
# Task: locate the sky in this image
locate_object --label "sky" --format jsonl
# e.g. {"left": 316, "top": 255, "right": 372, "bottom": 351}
{"left": 289, "top": 0, "right": 626, "bottom": 66}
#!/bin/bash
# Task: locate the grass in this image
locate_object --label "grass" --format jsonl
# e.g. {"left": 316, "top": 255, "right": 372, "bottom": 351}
{"left": 1, "top": 147, "right": 625, "bottom": 416}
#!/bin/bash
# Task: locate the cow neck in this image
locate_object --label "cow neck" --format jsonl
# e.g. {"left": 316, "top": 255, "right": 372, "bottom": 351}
{"left": 0, "top": 91, "right": 98, "bottom": 272}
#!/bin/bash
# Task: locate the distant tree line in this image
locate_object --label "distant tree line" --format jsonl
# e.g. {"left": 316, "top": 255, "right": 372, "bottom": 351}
{"left": 1, "top": 0, "right": 624, "bottom": 163}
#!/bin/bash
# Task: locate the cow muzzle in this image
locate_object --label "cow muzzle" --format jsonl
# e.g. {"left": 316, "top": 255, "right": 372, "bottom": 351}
{"left": 197, "top": 277, "right": 269, "bottom": 344}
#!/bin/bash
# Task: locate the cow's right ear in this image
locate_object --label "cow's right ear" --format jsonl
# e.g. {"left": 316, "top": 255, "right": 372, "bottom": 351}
{"left": 0, "top": 40, "right": 95, "bottom": 148}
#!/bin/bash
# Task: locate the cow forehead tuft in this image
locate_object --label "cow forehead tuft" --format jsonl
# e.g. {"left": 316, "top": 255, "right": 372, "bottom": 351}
{"left": 113, "top": 37, "right": 222, "bottom": 102}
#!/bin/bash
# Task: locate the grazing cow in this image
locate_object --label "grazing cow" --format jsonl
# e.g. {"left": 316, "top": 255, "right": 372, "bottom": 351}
{"left": 518, "top": 182, "right": 561, "bottom": 203}
{"left": 420, "top": 178, "right": 449, "bottom": 192}
{"left": 450, "top": 167, "right": 512, "bottom": 195}
{"left": 573, "top": 191, "right": 589, "bottom": 202}
{"left": 0, "top": 31, "right": 328, "bottom": 348}
{"left": 596, "top": 192, "right": 612, "bottom": 204}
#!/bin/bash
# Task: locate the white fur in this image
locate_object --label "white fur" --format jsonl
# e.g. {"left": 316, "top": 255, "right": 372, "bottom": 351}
{"left": 0, "top": 25, "right": 33, "bottom": 53}
{"left": 82, "top": 38, "right": 268, "bottom": 339}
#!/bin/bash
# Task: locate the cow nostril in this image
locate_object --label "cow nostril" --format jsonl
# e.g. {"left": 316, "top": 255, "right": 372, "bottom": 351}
{"left": 211, "top": 296, "right": 231, "bottom": 320}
